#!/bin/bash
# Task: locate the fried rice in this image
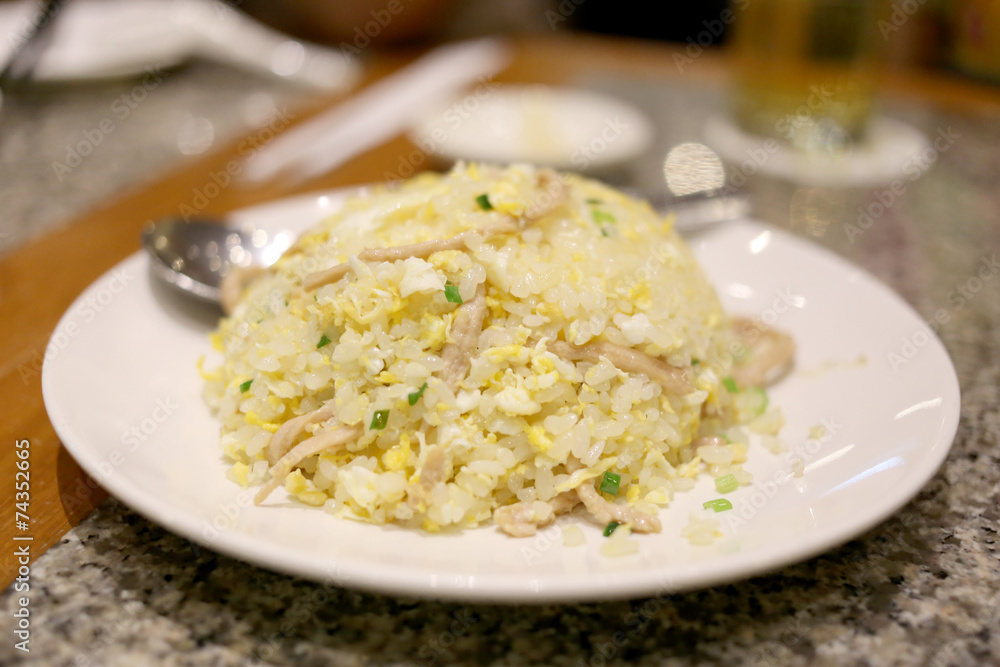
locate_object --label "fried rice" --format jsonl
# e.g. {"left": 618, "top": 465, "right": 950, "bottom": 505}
{"left": 201, "top": 163, "right": 790, "bottom": 537}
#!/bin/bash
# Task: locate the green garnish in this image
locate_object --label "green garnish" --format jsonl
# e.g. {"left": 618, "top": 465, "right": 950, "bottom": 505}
{"left": 715, "top": 474, "right": 739, "bottom": 494}
{"left": 600, "top": 471, "right": 621, "bottom": 495}
{"left": 317, "top": 334, "right": 332, "bottom": 349}
{"left": 723, "top": 376, "right": 739, "bottom": 393}
{"left": 444, "top": 284, "right": 463, "bottom": 304}
{"left": 408, "top": 382, "right": 429, "bottom": 406}
{"left": 603, "top": 521, "right": 620, "bottom": 537}
{"left": 592, "top": 209, "right": 616, "bottom": 225}
{"left": 600, "top": 227, "right": 610, "bottom": 237}
{"left": 703, "top": 498, "right": 733, "bottom": 512}
{"left": 585, "top": 197, "right": 603, "bottom": 205}
{"left": 691, "top": 358, "right": 701, "bottom": 366}
{"left": 314, "top": 294, "right": 318, "bottom": 301}
{"left": 239, "top": 380, "right": 253, "bottom": 393}
{"left": 475, "top": 193, "right": 493, "bottom": 211}
{"left": 746, "top": 386, "right": 769, "bottom": 415}
{"left": 370, "top": 409, "right": 389, "bottom": 430}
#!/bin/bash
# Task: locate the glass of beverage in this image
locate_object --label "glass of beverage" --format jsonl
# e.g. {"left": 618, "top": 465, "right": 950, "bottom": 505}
{"left": 728, "top": 0, "right": 881, "bottom": 155}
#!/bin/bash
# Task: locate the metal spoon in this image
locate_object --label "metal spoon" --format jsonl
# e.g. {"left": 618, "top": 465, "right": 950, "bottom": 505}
{"left": 615, "top": 143, "right": 750, "bottom": 235}
{"left": 141, "top": 217, "right": 291, "bottom": 307}
{"left": 648, "top": 189, "right": 750, "bottom": 234}
{"left": 660, "top": 142, "right": 750, "bottom": 233}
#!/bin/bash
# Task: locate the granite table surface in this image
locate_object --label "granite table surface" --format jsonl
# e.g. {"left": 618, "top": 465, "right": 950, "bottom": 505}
{"left": 1, "top": 56, "right": 999, "bottom": 666}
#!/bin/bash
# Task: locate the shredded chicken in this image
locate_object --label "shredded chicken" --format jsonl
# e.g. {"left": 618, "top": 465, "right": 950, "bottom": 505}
{"left": 561, "top": 459, "right": 660, "bottom": 533}
{"left": 575, "top": 481, "right": 662, "bottom": 533}
{"left": 302, "top": 219, "right": 517, "bottom": 290}
{"left": 494, "top": 501, "right": 555, "bottom": 537}
{"left": 302, "top": 169, "right": 567, "bottom": 291}
{"left": 407, "top": 444, "right": 447, "bottom": 510}
{"left": 264, "top": 403, "right": 336, "bottom": 465}
{"left": 729, "top": 316, "right": 796, "bottom": 387}
{"left": 438, "top": 285, "right": 488, "bottom": 390}
{"left": 493, "top": 491, "right": 580, "bottom": 537}
{"left": 550, "top": 490, "right": 582, "bottom": 513}
{"left": 220, "top": 266, "right": 268, "bottom": 315}
{"left": 545, "top": 339, "right": 693, "bottom": 395}
{"left": 254, "top": 425, "right": 362, "bottom": 505}
{"left": 523, "top": 168, "right": 568, "bottom": 220}
{"left": 420, "top": 445, "right": 447, "bottom": 489}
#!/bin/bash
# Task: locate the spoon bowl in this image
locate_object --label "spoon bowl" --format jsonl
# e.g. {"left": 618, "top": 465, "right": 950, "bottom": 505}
{"left": 141, "top": 217, "right": 292, "bottom": 307}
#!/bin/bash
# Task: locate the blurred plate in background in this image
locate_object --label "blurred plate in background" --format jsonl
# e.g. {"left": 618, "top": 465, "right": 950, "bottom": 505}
{"left": 409, "top": 84, "right": 654, "bottom": 172}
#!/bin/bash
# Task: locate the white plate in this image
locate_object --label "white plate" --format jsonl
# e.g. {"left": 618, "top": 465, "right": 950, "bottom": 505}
{"left": 0, "top": 0, "right": 357, "bottom": 89}
{"left": 703, "top": 114, "right": 932, "bottom": 188}
{"left": 42, "top": 191, "right": 960, "bottom": 603}
{"left": 408, "top": 85, "right": 655, "bottom": 172}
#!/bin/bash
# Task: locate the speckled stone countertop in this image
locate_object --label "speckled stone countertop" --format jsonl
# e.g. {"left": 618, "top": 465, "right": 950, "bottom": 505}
{"left": 2, "top": 57, "right": 999, "bottom": 666}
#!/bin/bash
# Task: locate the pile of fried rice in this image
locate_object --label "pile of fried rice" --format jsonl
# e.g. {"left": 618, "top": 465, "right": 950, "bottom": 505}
{"left": 201, "top": 163, "right": 792, "bottom": 538}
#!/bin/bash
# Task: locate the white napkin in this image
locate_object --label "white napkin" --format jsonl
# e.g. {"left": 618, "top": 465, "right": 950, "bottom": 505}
{"left": 239, "top": 38, "right": 513, "bottom": 185}
{"left": 0, "top": 0, "right": 357, "bottom": 90}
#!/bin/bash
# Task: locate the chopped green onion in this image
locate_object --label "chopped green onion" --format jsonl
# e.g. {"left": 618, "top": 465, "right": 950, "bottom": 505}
{"left": 691, "top": 358, "right": 701, "bottom": 366}
{"left": 592, "top": 209, "right": 616, "bottom": 225}
{"left": 585, "top": 197, "right": 603, "bottom": 205}
{"left": 408, "top": 382, "right": 429, "bottom": 406}
{"left": 475, "top": 193, "right": 493, "bottom": 211}
{"left": 239, "top": 380, "right": 253, "bottom": 393}
{"left": 603, "top": 521, "right": 620, "bottom": 537}
{"left": 370, "top": 409, "right": 389, "bottom": 430}
{"left": 723, "top": 376, "right": 739, "bottom": 393}
{"left": 314, "top": 294, "right": 318, "bottom": 301}
{"left": 283, "top": 299, "right": 289, "bottom": 306}
{"left": 746, "top": 386, "right": 769, "bottom": 415}
{"left": 317, "top": 334, "right": 332, "bottom": 349}
{"left": 600, "top": 471, "right": 621, "bottom": 495}
{"left": 703, "top": 498, "right": 733, "bottom": 512}
{"left": 444, "top": 284, "right": 463, "bottom": 304}
{"left": 600, "top": 227, "right": 610, "bottom": 237}
{"left": 715, "top": 473, "right": 739, "bottom": 494}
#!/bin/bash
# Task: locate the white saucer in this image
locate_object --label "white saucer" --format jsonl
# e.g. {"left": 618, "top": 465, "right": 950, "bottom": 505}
{"left": 704, "top": 114, "right": 933, "bottom": 188}
{"left": 408, "top": 84, "right": 655, "bottom": 172}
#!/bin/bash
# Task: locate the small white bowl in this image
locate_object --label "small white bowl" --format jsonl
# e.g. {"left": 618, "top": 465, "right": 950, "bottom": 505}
{"left": 408, "top": 84, "right": 654, "bottom": 172}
